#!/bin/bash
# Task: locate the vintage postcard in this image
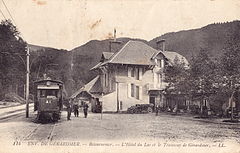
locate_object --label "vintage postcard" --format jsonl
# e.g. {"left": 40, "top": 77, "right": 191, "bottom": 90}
{"left": 0, "top": 0, "right": 240, "bottom": 153}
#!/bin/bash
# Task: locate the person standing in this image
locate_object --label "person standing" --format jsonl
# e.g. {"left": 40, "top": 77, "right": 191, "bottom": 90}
{"left": 83, "top": 103, "right": 89, "bottom": 118}
{"left": 155, "top": 105, "right": 159, "bottom": 116}
{"left": 73, "top": 102, "right": 79, "bottom": 117}
{"left": 67, "top": 99, "right": 72, "bottom": 120}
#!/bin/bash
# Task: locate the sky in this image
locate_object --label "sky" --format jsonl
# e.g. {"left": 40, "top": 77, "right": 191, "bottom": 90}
{"left": 0, "top": 0, "right": 240, "bottom": 50}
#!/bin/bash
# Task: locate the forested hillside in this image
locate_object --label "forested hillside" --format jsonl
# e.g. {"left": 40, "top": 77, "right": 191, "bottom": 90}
{"left": 1, "top": 20, "right": 240, "bottom": 99}
{"left": 149, "top": 21, "right": 240, "bottom": 60}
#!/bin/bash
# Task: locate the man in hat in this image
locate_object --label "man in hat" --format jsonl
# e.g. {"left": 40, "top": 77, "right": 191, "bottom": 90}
{"left": 83, "top": 102, "right": 89, "bottom": 118}
{"left": 73, "top": 101, "right": 79, "bottom": 117}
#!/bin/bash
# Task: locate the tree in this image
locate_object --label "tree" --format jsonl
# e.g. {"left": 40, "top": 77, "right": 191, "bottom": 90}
{"left": 0, "top": 20, "right": 27, "bottom": 99}
{"left": 165, "top": 50, "right": 217, "bottom": 116}
{"left": 190, "top": 50, "right": 217, "bottom": 91}
{"left": 218, "top": 35, "right": 240, "bottom": 120}
{"left": 189, "top": 50, "right": 218, "bottom": 116}
{"left": 164, "top": 56, "right": 190, "bottom": 95}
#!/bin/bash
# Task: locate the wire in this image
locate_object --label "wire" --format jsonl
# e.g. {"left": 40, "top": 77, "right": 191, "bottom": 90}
{"left": 0, "top": 52, "right": 26, "bottom": 56}
{"left": 0, "top": 0, "right": 29, "bottom": 50}
{"left": 0, "top": 7, "right": 6, "bottom": 20}
{"left": 1, "top": 0, "right": 16, "bottom": 26}
{"left": 0, "top": 0, "right": 27, "bottom": 42}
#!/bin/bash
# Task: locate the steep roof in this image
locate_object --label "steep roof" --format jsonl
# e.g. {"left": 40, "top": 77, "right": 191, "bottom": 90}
{"left": 108, "top": 40, "right": 158, "bottom": 65}
{"left": 162, "top": 51, "right": 189, "bottom": 66}
{"left": 70, "top": 76, "right": 100, "bottom": 99}
{"left": 89, "top": 76, "right": 102, "bottom": 93}
{"left": 102, "top": 52, "right": 114, "bottom": 60}
{"left": 91, "top": 40, "right": 189, "bottom": 70}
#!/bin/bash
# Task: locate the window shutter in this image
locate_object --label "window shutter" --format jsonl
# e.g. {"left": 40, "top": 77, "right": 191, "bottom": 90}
{"left": 128, "top": 83, "right": 131, "bottom": 98}
{"left": 139, "top": 86, "right": 143, "bottom": 100}
{"left": 139, "top": 68, "right": 142, "bottom": 80}
{"left": 161, "top": 59, "right": 164, "bottom": 68}
{"left": 128, "top": 67, "right": 131, "bottom": 77}
{"left": 135, "top": 68, "right": 138, "bottom": 79}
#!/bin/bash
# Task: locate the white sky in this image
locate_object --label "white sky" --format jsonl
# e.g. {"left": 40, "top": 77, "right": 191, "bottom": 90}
{"left": 0, "top": 0, "right": 240, "bottom": 50}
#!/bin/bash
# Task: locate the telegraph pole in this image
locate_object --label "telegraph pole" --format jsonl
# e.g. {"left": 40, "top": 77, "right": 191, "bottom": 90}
{"left": 101, "top": 92, "right": 103, "bottom": 120}
{"left": 26, "top": 44, "right": 30, "bottom": 118}
{"left": 116, "top": 82, "right": 119, "bottom": 112}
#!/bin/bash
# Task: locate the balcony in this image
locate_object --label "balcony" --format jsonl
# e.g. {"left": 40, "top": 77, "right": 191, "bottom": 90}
{"left": 153, "top": 66, "right": 164, "bottom": 73}
{"left": 146, "top": 82, "right": 168, "bottom": 91}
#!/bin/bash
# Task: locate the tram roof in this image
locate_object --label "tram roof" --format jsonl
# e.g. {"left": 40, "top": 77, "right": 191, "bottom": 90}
{"left": 37, "top": 85, "right": 60, "bottom": 89}
{"left": 34, "top": 79, "right": 63, "bottom": 85}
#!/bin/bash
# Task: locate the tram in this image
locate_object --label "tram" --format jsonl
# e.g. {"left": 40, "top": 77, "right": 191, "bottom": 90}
{"left": 34, "top": 79, "right": 63, "bottom": 122}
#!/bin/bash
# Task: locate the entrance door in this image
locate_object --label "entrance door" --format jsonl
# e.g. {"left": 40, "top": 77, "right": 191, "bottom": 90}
{"left": 149, "top": 96, "right": 156, "bottom": 107}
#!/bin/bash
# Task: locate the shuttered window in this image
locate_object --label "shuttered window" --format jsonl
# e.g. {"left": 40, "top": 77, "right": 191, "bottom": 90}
{"left": 136, "top": 86, "right": 139, "bottom": 99}
{"left": 128, "top": 67, "right": 143, "bottom": 80}
{"left": 128, "top": 83, "right": 131, "bottom": 98}
{"left": 128, "top": 84, "right": 143, "bottom": 100}
{"left": 131, "top": 68, "right": 135, "bottom": 77}
{"left": 128, "top": 67, "right": 131, "bottom": 77}
{"left": 139, "top": 68, "right": 142, "bottom": 80}
{"left": 131, "top": 84, "right": 135, "bottom": 97}
{"left": 139, "top": 86, "right": 142, "bottom": 100}
{"left": 136, "top": 68, "right": 139, "bottom": 80}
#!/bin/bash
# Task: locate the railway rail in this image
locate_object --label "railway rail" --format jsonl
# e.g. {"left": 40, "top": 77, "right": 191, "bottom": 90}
{"left": 0, "top": 104, "right": 33, "bottom": 121}
{"left": 22, "top": 122, "right": 56, "bottom": 142}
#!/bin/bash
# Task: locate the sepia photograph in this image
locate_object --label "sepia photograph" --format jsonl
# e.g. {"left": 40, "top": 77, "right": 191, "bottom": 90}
{"left": 0, "top": 0, "right": 240, "bottom": 153}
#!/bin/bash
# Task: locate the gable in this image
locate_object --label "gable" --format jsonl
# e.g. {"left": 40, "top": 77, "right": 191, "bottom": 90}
{"left": 162, "top": 51, "right": 189, "bottom": 67}
{"left": 154, "top": 53, "right": 165, "bottom": 60}
{"left": 100, "top": 52, "right": 114, "bottom": 62}
{"left": 151, "top": 50, "right": 189, "bottom": 67}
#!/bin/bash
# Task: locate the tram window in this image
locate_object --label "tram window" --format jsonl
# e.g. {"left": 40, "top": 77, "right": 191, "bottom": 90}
{"left": 39, "top": 90, "right": 58, "bottom": 97}
{"left": 40, "top": 90, "right": 46, "bottom": 97}
{"left": 46, "top": 90, "right": 58, "bottom": 97}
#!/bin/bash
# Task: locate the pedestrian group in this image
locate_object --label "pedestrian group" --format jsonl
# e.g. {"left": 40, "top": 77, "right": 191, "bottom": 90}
{"left": 67, "top": 98, "right": 89, "bottom": 120}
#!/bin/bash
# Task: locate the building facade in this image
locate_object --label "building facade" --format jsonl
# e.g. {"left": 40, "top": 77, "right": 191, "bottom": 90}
{"left": 90, "top": 40, "right": 188, "bottom": 112}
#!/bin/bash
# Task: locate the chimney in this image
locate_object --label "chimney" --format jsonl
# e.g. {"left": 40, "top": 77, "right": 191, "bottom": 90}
{"left": 109, "top": 28, "right": 122, "bottom": 52}
{"left": 156, "top": 39, "right": 166, "bottom": 52}
{"left": 114, "top": 28, "right": 116, "bottom": 41}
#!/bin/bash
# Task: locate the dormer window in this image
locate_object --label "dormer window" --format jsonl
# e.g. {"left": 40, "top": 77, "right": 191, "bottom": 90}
{"left": 161, "top": 59, "right": 164, "bottom": 68}
{"left": 155, "top": 59, "right": 164, "bottom": 68}
{"left": 156, "top": 59, "right": 161, "bottom": 67}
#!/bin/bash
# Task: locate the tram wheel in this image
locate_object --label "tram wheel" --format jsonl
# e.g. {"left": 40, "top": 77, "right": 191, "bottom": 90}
{"left": 52, "top": 113, "right": 59, "bottom": 122}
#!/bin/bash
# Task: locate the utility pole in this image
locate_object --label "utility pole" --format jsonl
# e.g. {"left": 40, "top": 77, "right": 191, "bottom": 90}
{"left": 116, "top": 82, "right": 119, "bottom": 112}
{"left": 26, "top": 44, "right": 30, "bottom": 118}
{"left": 101, "top": 92, "right": 103, "bottom": 120}
{"left": 230, "top": 79, "right": 234, "bottom": 121}
{"left": 230, "top": 91, "right": 234, "bottom": 121}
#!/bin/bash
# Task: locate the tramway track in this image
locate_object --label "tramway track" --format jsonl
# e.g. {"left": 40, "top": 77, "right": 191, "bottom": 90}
{"left": 22, "top": 122, "right": 56, "bottom": 142}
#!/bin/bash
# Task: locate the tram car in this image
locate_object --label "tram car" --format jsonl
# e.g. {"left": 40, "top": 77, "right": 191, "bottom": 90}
{"left": 34, "top": 79, "right": 64, "bottom": 122}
